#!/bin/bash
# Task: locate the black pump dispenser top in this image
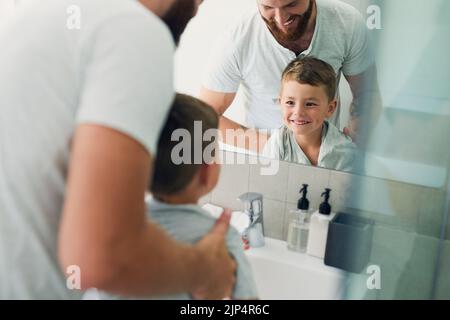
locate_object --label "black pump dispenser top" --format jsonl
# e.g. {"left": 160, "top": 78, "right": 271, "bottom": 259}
{"left": 319, "top": 188, "right": 332, "bottom": 215}
{"left": 297, "top": 184, "right": 310, "bottom": 210}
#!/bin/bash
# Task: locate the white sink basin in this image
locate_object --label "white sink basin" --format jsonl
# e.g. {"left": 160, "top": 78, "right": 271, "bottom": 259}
{"left": 245, "top": 238, "right": 345, "bottom": 300}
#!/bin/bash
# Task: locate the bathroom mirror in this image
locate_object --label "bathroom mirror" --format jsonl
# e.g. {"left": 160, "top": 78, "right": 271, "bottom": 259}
{"left": 175, "top": 0, "right": 450, "bottom": 190}
{"left": 175, "top": 0, "right": 373, "bottom": 173}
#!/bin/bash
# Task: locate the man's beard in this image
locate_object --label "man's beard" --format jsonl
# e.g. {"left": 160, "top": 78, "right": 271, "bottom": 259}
{"left": 262, "top": 0, "right": 314, "bottom": 43}
{"left": 162, "top": 0, "right": 197, "bottom": 46}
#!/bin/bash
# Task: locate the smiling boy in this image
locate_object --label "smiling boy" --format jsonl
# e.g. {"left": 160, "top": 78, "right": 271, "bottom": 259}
{"left": 262, "top": 56, "right": 357, "bottom": 172}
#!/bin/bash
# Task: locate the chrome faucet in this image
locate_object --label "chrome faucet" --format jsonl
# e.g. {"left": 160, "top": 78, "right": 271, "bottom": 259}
{"left": 238, "top": 192, "right": 265, "bottom": 248}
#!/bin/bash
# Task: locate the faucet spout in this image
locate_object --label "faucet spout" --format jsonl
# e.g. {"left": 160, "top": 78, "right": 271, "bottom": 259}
{"left": 237, "top": 192, "right": 265, "bottom": 247}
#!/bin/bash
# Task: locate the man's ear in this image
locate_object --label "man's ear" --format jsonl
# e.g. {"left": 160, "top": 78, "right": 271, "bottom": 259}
{"left": 326, "top": 99, "right": 338, "bottom": 117}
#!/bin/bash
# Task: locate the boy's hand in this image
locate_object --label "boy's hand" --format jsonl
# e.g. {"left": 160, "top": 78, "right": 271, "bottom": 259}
{"left": 191, "top": 209, "right": 237, "bottom": 300}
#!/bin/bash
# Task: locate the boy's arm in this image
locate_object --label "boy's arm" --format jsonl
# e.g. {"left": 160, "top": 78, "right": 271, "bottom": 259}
{"left": 58, "top": 124, "right": 236, "bottom": 298}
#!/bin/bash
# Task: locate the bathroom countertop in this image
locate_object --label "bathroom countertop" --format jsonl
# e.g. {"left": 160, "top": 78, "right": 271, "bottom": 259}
{"left": 245, "top": 237, "right": 345, "bottom": 278}
{"left": 244, "top": 237, "right": 373, "bottom": 299}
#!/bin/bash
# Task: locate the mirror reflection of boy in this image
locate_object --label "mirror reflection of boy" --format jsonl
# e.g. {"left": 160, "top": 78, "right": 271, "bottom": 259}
{"left": 262, "top": 57, "right": 357, "bottom": 172}
{"left": 96, "top": 94, "right": 258, "bottom": 300}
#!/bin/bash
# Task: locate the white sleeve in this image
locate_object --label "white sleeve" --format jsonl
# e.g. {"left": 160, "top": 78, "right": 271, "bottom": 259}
{"left": 76, "top": 13, "right": 175, "bottom": 155}
{"left": 342, "top": 13, "right": 375, "bottom": 76}
{"left": 202, "top": 31, "right": 242, "bottom": 93}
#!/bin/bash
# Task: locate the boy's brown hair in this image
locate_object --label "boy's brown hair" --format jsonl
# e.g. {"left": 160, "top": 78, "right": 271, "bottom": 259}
{"left": 150, "top": 93, "right": 219, "bottom": 196}
{"left": 281, "top": 56, "right": 337, "bottom": 101}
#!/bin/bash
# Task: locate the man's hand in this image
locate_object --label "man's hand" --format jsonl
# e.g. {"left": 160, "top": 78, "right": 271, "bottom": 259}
{"left": 191, "top": 209, "right": 237, "bottom": 300}
{"left": 343, "top": 116, "right": 359, "bottom": 143}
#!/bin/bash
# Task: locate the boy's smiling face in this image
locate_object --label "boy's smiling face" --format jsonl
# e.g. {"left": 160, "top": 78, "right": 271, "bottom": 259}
{"left": 280, "top": 80, "right": 336, "bottom": 136}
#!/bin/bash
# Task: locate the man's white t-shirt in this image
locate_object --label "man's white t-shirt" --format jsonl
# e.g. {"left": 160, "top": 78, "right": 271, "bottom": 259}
{"left": 0, "top": 0, "right": 174, "bottom": 299}
{"left": 203, "top": 0, "right": 374, "bottom": 129}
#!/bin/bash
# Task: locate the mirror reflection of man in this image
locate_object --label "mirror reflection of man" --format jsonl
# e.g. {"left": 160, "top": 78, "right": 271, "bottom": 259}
{"left": 0, "top": 0, "right": 236, "bottom": 300}
{"left": 199, "top": 0, "right": 381, "bottom": 150}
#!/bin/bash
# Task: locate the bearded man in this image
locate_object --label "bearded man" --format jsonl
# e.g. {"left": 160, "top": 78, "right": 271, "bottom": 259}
{"left": 200, "top": 0, "right": 381, "bottom": 150}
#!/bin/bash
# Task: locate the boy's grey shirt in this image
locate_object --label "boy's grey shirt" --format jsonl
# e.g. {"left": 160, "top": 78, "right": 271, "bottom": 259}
{"left": 99, "top": 199, "right": 258, "bottom": 300}
{"left": 262, "top": 121, "right": 358, "bottom": 172}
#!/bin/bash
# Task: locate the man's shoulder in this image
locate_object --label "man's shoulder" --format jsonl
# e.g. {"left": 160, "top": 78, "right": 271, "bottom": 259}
{"left": 318, "top": 0, "right": 362, "bottom": 15}
{"left": 73, "top": 0, "right": 170, "bottom": 38}
{"left": 223, "top": 8, "right": 265, "bottom": 45}
{"left": 100, "top": 0, "right": 168, "bottom": 32}
{"left": 317, "top": 0, "right": 363, "bottom": 26}
{"left": 8, "top": 0, "right": 167, "bottom": 34}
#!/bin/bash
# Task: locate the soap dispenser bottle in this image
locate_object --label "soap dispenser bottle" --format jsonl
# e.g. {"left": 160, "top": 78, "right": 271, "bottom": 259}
{"left": 306, "top": 188, "right": 336, "bottom": 259}
{"left": 287, "top": 184, "right": 311, "bottom": 253}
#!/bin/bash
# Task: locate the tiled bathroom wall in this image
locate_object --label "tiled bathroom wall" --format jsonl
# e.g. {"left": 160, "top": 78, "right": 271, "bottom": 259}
{"left": 202, "top": 151, "right": 448, "bottom": 241}
{"left": 201, "top": 150, "right": 450, "bottom": 299}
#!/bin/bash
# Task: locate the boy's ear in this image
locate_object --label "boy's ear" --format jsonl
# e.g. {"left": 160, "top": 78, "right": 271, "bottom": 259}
{"left": 326, "top": 99, "right": 338, "bottom": 117}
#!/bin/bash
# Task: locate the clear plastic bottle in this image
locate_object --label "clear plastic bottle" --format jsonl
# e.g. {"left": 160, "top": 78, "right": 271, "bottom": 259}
{"left": 287, "top": 210, "right": 310, "bottom": 252}
{"left": 287, "top": 184, "right": 311, "bottom": 253}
